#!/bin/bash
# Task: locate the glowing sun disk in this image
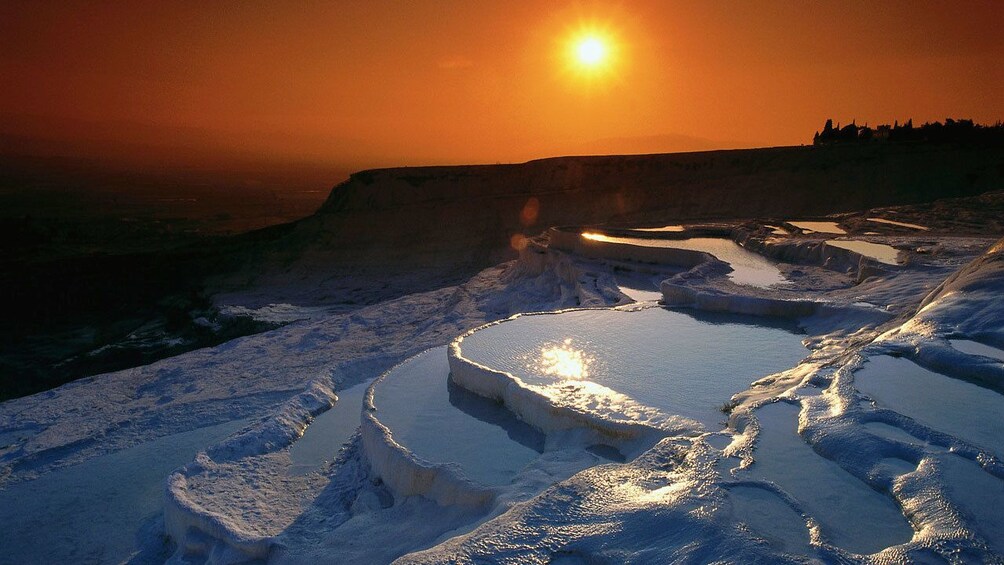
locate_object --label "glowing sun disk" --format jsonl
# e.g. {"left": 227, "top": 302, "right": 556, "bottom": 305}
{"left": 577, "top": 37, "right": 607, "bottom": 65}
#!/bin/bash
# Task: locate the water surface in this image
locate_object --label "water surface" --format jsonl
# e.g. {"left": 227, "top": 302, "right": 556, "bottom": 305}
{"left": 614, "top": 274, "right": 664, "bottom": 302}
{"left": 949, "top": 339, "right": 1004, "bottom": 362}
{"left": 371, "top": 346, "right": 545, "bottom": 486}
{"left": 788, "top": 221, "right": 846, "bottom": 234}
{"left": 0, "top": 419, "right": 247, "bottom": 563}
{"left": 747, "top": 402, "right": 913, "bottom": 554}
{"left": 581, "top": 234, "right": 786, "bottom": 288}
{"left": 726, "top": 485, "right": 811, "bottom": 554}
{"left": 866, "top": 218, "right": 929, "bottom": 231}
{"left": 855, "top": 356, "right": 1004, "bottom": 458}
{"left": 633, "top": 225, "right": 685, "bottom": 232}
{"left": 289, "top": 379, "right": 370, "bottom": 473}
{"left": 825, "top": 239, "right": 901, "bottom": 265}
{"left": 461, "top": 307, "right": 806, "bottom": 428}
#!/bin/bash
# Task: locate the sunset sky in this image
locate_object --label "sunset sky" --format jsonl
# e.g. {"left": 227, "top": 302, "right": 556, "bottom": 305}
{"left": 2, "top": 1, "right": 1002, "bottom": 170}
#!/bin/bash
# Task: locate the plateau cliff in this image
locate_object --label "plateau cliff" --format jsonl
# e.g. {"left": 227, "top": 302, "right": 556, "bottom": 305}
{"left": 215, "top": 142, "right": 1002, "bottom": 305}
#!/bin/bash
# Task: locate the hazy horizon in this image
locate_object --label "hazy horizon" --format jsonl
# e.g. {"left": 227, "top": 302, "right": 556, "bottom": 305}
{"left": 3, "top": 1, "right": 1002, "bottom": 174}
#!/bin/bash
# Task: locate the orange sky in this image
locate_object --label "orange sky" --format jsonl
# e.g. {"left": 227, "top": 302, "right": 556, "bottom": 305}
{"left": 2, "top": 1, "right": 1002, "bottom": 170}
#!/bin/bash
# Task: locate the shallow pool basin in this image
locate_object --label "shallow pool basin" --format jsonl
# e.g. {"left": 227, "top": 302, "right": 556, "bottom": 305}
{"left": 458, "top": 307, "right": 807, "bottom": 429}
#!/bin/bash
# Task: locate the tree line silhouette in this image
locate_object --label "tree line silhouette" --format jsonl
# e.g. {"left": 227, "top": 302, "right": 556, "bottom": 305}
{"left": 813, "top": 118, "right": 1004, "bottom": 145}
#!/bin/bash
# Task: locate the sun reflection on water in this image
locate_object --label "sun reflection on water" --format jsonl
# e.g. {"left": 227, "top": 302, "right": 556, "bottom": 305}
{"left": 535, "top": 338, "right": 593, "bottom": 379}
{"left": 581, "top": 231, "right": 615, "bottom": 243}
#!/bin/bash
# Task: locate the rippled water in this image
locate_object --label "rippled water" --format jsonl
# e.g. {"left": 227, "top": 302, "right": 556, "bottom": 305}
{"left": 461, "top": 307, "right": 806, "bottom": 428}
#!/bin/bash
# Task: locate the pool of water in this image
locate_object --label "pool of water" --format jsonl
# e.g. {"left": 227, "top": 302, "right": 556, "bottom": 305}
{"left": 633, "top": 225, "right": 685, "bottom": 232}
{"left": 854, "top": 356, "right": 1004, "bottom": 458}
{"left": 825, "top": 239, "right": 901, "bottom": 265}
{"left": 746, "top": 402, "right": 913, "bottom": 554}
{"left": 863, "top": 422, "right": 943, "bottom": 449}
{"left": 617, "top": 285, "right": 663, "bottom": 302}
{"left": 940, "top": 454, "right": 1004, "bottom": 555}
{"left": 370, "top": 346, "right": 545, "bottom": 486}
{"left": 581, "top": 234, "right": 787, "bottom": 288}
{"left": 460, "top": 307, "right": 806, "bottom": 429}
{"left": 788, "top": 220, "right": 846, "bottom": 234}
{"left": 289, "top": 379, "right": 371, "bottom": 474}
{"left": 614, "top": 274, "right": 664, "bottom": 302}
{"left": 866, "top": 218, "right": 929, "bottom": 231}
{"left": 949, "top": 339, "right": 1004, "bottom": 362}
{"left": 0, "top": 419, "right": 248, "bottom": 564}
{"left": 726, "top": 485, "right": 812, "bottom": 554}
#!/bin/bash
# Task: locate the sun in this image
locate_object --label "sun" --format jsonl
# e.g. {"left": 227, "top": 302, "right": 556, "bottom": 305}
{"left": 576, "top": 36, "right": 607, "bottom": 66}
{"left": 554, "top": 16, "right": 631, "bottom": 88}
{"left": 570, "top": 32, "right": 613, "bottom": 71}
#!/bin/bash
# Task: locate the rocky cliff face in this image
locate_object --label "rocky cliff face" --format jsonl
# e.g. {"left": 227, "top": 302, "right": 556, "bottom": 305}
{"left": 213, "top": 143, "right": 1002, "bottom": 306}
{"left": 318, "top": 143, "right": 1002, "bottom": 253}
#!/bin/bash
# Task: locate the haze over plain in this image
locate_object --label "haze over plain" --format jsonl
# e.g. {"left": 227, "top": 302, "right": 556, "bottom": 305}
{"left": 2, "top": 1, "right": 1002, "bottom": 171}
